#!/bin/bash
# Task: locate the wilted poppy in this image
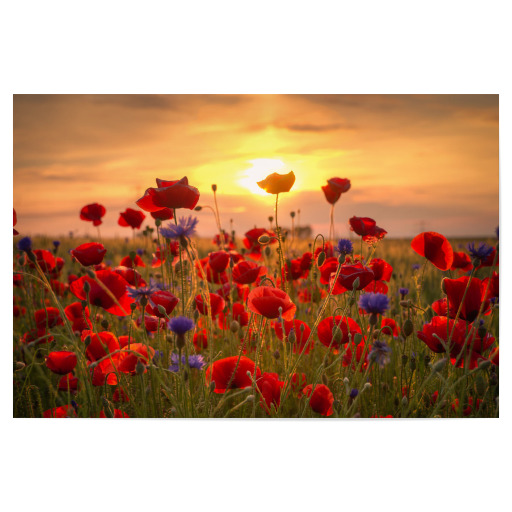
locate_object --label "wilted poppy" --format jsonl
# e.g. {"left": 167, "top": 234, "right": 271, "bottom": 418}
{"left": 274, "top": 318, "right": 313, "bottom": 354}
{"left": 331, "top": 262, "right": 375, "bottom": 294}
{"left": 146, "top": 290, "right": 179, "bottom": 318}
{"left": 257, "top": 171, "right": 295, "bottom": 194}
{"left": 136, "top": 177, "right": 200, "bottom": 212}
{"left": 118, "top": 208, "right": 146, "bottom": 229}
{"left": 303, "top": 384, "right": 334, "bottom": 416}
{"left": 34, "top": 307, "right": 63, "bottom": 330}
{"left": 70, "top": 269, "right": 133, "bottom": 316}
{"left": 195, "top": 292, "right": 225, "bottom": 317}
{"left": 411, "top": 232, "right": 454, "bottom": 271}
{"left": 443, "top": 276, "right": 490, "bottom": 322}
{"left": 322, "top": 177, "right": 351, "bottom": 204}
{"left": 317, "top": 315, "right": 361, "bottom": 351}
{"left": 232, "top": 260, "right": 267, "bottom": 285}
{"left": 45, "top": 351, "right": 77, "bottom": 375}
{"left": 205, "top": 356, "right": 261, "bottom": 393}
{"left": 80, "top": 203, "right": 106, "bottom": 226}
{"left": 247, "top": 286, "right": 296, "bottom": 321}
{"left": 256, "top": 372, "right": 284, "bottom": 414}
{"left": 71, "top": 242, "right": 106, "bottom": 266}
{"left": 64, "top": 302, "right": 92, "bottom": 333}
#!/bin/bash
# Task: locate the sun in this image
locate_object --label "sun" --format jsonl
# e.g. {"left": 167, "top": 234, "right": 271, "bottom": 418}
{"left": 237, "top": 158, "right": 287, "bottom": 196}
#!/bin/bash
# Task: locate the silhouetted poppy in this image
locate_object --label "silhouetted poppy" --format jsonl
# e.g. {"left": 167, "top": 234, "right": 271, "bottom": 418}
{"left": 443, "top": 276, "right": 490, "bottom": 322}
{"left": 195, "top": 292, "right": 225, "bottom": 317}
{"left": 331, "top": 262, "right": 375, "bottom": 294}
{"left": 70, "top": 269, "right": 133, "bottom": 316}
{"left": 150, "top": 207, "right": 174, "bottom": 220}
{"left": 411, "top": 231, "right": 454, "bottom": 271}
{"left": 208, "top": 251, "right": 231, "bottom": 273}
{"left": 256, "top": 372, "right": 284, "bottom": 414}
{"left": 232, "top": 260, "right": 267, "bottom": 284}
{"left": 71, "top": 242, "right": 106, "bottom": 266}
{"left": 257, "top": 171, "right": 295, "bottom": 194}
{"left": 274, "top": 318, "right": 313, "bottom": 353}
{"left": 136, "top": 177, "right": 200, "bottom": 212}
{"left": 34, "top": 307, "right": 63, "bottom": 330}
{"left": 205, "top": 356, "right": 261, "bottom": 393}
{"left": 118, "top": 208, "right": 146, "bottom": 229}
{"left": 303, "top": 384, "right": 334, "bottom": 416}
{"left": 247, "top": 286, "right": 296, "bottom": 321}
{"left": 82, "top": 330, "right": 120, "bottom": 362}
{"left": 146, "top": 290, "right": 179, "bottom": 318}
{"left": 120, "top": 254, "right": 146, "bottom": 268}
{"left": 451, "top": 251, "right": 473, "bottom": 272}
{"left": 45, "top": 351, "right": 77, "bottom": 375}
{"left": 13, "top": 208, "right": 18, "bottom": 235}
{"left": 64, "top": 301, "right": 92, "bottom": 333}
{"left": 80, "top": 203, "right": 106, "bottom": 226}
{"left": 43, "top": 405, "right": 77, "bottom": 418}
{"left": 322, "top": 177, "right": 351, "bottom": 204}
{"left": 317, "top": 315, "right": 361, "bottom": 351}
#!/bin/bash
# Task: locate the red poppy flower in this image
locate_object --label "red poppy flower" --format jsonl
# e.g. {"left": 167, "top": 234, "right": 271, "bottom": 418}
{"left": 443, "top": 276, "right": 490, "bottom": 322}
{"left": 257, "top": 171, "right": 295, "bottom": 194}
{"left": 136, "top": 177, "right": 200, "bottom": 212}
{"left": 80, "top": 203, "right": 106, "bottom": 226}
{"left": 411, "top": 232, "right": 454, "bottom": 271}
{"left": 363, "top": 280, "right": 389, "bottom": 294}
{"left": 218, "top": 302, "right": 250, "bottom": 330}
{"left": 118, "top": 208, "right": 146, "bottom": 229}
{"left": 45, "top": 351, "right": 77, "bottom": 375}
{"left": 349, "top": 216, "right": 377, "bottom": 237}
{"left": 70, "top": 269, "right": 133, "bottom": 316}
{"left": 208, "top": 251, "right": 231, "bottom": 273}
{"left": 256, "top": 372, "right": 284, "bottom": 414}
{"left": 363, "top": 225, "right": 387, "bottom": 244}
{"left": 247, "top": 286, "right": 296, "bottom": 321}
{"left": 13, "top": 305, "right": 26, "bottom": 317}
{"left": 232, "top": 260, "right": 267, "bottom": 285}
{"left": 119, "top": 254, "right": 146, "bottom": 268}
{"left": 205, "top": 356, "right": 261, "bottom": 393}
{"left": 368, "top": 258, "right": 393, "bottom": 282}
{"left": 314, "top": 241, "right": 335, "bottom": 260}
{"left": 99, "top": 409, "right": 130, "bottom": 418}
{"left": 213, "top": 232, "right": 236, "bottom": 250}
{"left": 431, "top": 298, "right": 448, "bottom": 316}
{"left": 34, "top": 307, "right": 63, "bottom": 330}
{"left": 27, "top": 249, "right": 56, "bottom": 273}
{"left": 113, "top": 387, "right": 130, "bottom": 402}
{"left": 195, "top": 257, "right": 229, "bottom": 284}
{"left": 482, "top": 271, "right": 499, "bottom": 300}
{"left": 140, "top": 314, "right": 163, "bottom": 332}
{"left": 282, "top": 258, "right": 306, "bottom": 281}
{"left": 322, "top": 177, "right": 351, "bottom": 204}
{"left": 193, "top": 329, "right": 208, "bottom": 350}
{"left": 216, "top": 282, "right": 249, "bottom": 303}
{"left": 71, "top": 242, "right": 106, "bottom": 267}
{"left": 195, "top": 292, "right": 225, "bottom": 317}
{"left": 102, "top": 342, "right": 154, "bottom": 380}
{"left": 112, "top": 266, "right": 147, "bottom": 287}
{"left": 43, "top": 405, "right": 77, "bottom": 418}
{"left": 342, "top": 341, "right": 369, "bottom": 371}
{"left": 13, "top": 208, "right": 19, "bottom": 235}
{"left": 65, "top": 301, "right": 92, "bottom": 333}
{"left": 318, "top": 257, "right": 339, "bottom": 285}
{"left": 118, "top": 335, "right": 136, "bottom": 348}
{"left": 274, "top": 318, "right": 313, "bottom": 354}
{"left": 243, "top": 228, "right": 276, "bottom": 260}
{"left": 451, "top": 251, "right": 473, "bottom": 272}
{"left": 331, "top": 262, "right": 374, "bottom": 294}
{"left": 381, "top": 317, "right": 400, "bottom": 337}
{"left": 21, "top": 328, "right": 53, "bottom": 345}
{"left": 300, "top": 252, "right": 313, "bottom": 271}
{"left": 451, "top": 397, "right": 481, "bottom": 417}
{"left": 303, "top": 384, "right": 334, "bottom": 416}
{"left": 58, "top": 373, "right": 79, "bottom": 392}
{"left": 81, "top": 330, "right": 120, "bottom": 362}
{"left": 150, "top": 208, "right": 174, "bottom": 220}
{"left": 317, "top": 315, "right": 361, "bottom": 351}
{"left": 146, "top": 290, "right": 179, "bottom": 318}
{"left": 489, "top": 347, "right": 499, "bottom": 366}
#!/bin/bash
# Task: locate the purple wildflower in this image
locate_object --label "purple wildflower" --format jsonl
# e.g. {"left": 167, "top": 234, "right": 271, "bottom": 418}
{"left": 336, "top": 238, "right": 353, "bottom": 256}
{"left": 358, "top": 293, "right": 389, "bottom": 315}
{"left": 126, "top": 283, "right": 160, "bottom": 302}
{"left": 17, "top": 236, "right": 32, "bottom": 253}
{"left": 160, "top": 217, "right": 199, "bottom": 240}
{"left": 412, "top": 264, "right": 421, "bottom": 271}
{"left": 369, "top": 340, "right": 391, "bottom": 368}
{"left": 169, "top": 353, "right": 205, "bottom": 372}
{"left": 168, "top": 316, "right": 195, "bottom": 335}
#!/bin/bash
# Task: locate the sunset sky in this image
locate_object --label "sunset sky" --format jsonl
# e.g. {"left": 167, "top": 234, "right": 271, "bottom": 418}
{"left": 13, "top": 94, "right": 499, "bottom": 240}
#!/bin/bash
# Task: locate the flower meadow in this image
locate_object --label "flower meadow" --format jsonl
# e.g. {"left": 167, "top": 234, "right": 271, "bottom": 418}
{"left": 12, "top": 173, "right": 499, "bottom": 419}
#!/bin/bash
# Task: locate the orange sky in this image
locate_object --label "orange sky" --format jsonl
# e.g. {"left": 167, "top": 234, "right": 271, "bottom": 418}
{"left": 13, "top": 94, "right": 499, "bottom": 239}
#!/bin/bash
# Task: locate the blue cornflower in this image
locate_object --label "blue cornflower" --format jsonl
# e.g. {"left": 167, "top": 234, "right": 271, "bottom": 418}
{"left": 149, "top": 278, "right": 168, "bottom": 291}
{"left": 52, "top": 240, "right": 60, "bottom": 248}
{"left": 169, "top": 353, "right": 205, "bottom": 372}
{"left": 369, "top": 340, "right": 391, "bottom": 368}
{"left": 126, "top": 283, "right": 160, "bottom": 302}
{"left": 168, "top": 316, "right": 195, "bottom": 335}
{"left": 336, "top": 238, "right": 353, "bottom": 256}
{"left": 153, "top": 350, "right": 164, "bottom": 364}
{"left": 358, "top": 293, "right": 389, "bottom": 315}
{"left": 349, "top": 388, "right": 359, "bottom": 399}
{"left": 17, "top": 236, "right": 32, "bottom": 253}
{"left": 467, "top": 242, "right": 494, "bottom": 262}
{"left": 136, "top": 248, "right": 144, "bottom": 256}
{"left": 160, "top": 217, "right": 199, "bottom": 240}
{"left": 412, "top": 264, "right": 421, "bottom": 271}
{"left": 399, "top": 287, "right": 409, "bottom": 298}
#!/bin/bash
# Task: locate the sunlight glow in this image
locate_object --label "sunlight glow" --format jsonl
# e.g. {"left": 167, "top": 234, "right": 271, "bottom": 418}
{"left": 237, "top": 158, "right": 287, "bottom": 196}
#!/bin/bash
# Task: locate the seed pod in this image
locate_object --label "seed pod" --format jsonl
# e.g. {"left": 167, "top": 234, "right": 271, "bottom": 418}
{"left": 409, "top": 357, "right": 416, "bottom": 371}
{"left": 432, "top": 358, "right": 448, "bottom": 373}
{"left": 401, "top": 354, "right": 408, "bottom": 366}
{"left": 478, "top": 326, "right": 487, "bottom": 339}
{"left": 83, "top": 335, "right": 92, "bottom": 348}
{"left": 478, "top": 360, "right": 491, "bottom": 371}
{"left": 130, "top": 302, "right": 137, "bottom": 311}
{"left": 288, "top": 330, "right": 297, "bottom": 344}
{"left": 258, "top": 235, "right": 270, "bottom": 245}
{"left": 273, "top": 350, "right": 280, "bottom": 360}
{"left": 211, "top": 184, "right": 217, "bottom": 192}
{"left": 157, "top": 304, "right": 167, "bottom": 316}
{"left": 402, "top": 319, "right": 414, "bottom": 337}
{"left": 230, "top": 320, "right": 240, "bottom": 333}
{"left": 83, "top": 280, "right": 92, "bottom": 293}
{"left": 139, "top": 296, "right": 148, "bottom": 307}
{"left": 352, "top": 277, "right": 360, "bottom": 291}
{"left": 155, "top": 218, "right": 162, "bottom": 226}
{"left": 317, "top": 251, "right": 326, "bottom": 267}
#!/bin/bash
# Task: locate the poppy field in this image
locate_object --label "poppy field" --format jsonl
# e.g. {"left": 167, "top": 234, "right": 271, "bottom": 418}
{"left": 12, "top": 173, "right": 499, "bottom": 419}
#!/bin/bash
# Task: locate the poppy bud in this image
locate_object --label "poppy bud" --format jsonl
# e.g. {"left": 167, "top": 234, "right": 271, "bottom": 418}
{"left": 363, "top": 382, "right": 372, "bottom": 392}
{"left": 245, "top": 395, "right": 255, "bottom": 403}
{"left": 193, "top": 309, "right": 200, "bottom": 321}
{"left": 17, "top": 257, "right": 24, "bottom": 266}
{"left": 409, "top": 357, "right": 416, "bottom": 371}
{"left": 83, "top": 335, "right": 91, "bottom": 348}
{"left": 135, "top": 360, "right": 145, "bottom": 375}
{"left": 490, "top": 373, "right": 498, "bottom": 386}
{"left": 290, "top": 211, "right": 295, "bottom": 218}
{"left": 424, "top": 354, "right": 431, "bottom": 366}
{"left": 478, "top": 326, "right": 487, "bottom": 339}
{"left": 401, "top": 354, "right": 408, "bottom": 366}
{"left": 166, "top": 335, "right": 173, "bottom": 343}
{"left": 230, "top": 320, "right": 240, "bottom": 333}
{"left": 352, "top": 277, "right": 360, "bottom": 290}
{"left": 140, "top": 296, "right": 148, "bottom": 307}
{"left": 211, "top": 184, "right": 217, "bottom": 192}
{"left": 15, "top": 361, "right": 25, "bottom": 370}
{"left": 258, "top": 235, "right": 270, "bottom": 245}
{"left": 441, "top": 278, "right": 447, "bottom": 294}
{"left": 268, "top": 216, "right": 274, "bottom": 223}
{"left": 85, "top": 269, "right": 96, "bottom": 279}
{"left": 317, "top": 251, "right": 326, "bottom": 267}
{"left": 478, "top": 360, "right": 491, "bottom": 371}
{"left": 273, "top": 350, "right": 280, "bottom": 360}
{"left": 432, "top": 358, "right": 448, "bottom": 373}
{"left": 184, "top": 370, "right": 189, "bottom": 381}
{"left": 130, "top": 302, "right": 137, "bottom": 311}
{"left": 180, "top": 236, "right": 189, "bottom": 249}
{"left": 26, "top": 250, "right": 37, "bottom": 263}
{"left": 83, "top": 280, "right": 91, "bottom": 293}
{"left": 81, "top": 300, "right": 88, "bottom": 309}
{"left": 194, "top": 206, "right": 202, "bottom": 211}
{"left": 157, "top": 304, "right": 168, "bottom": 317}
{"left": 402, "top": 319, "right": 414, "bottom": 337}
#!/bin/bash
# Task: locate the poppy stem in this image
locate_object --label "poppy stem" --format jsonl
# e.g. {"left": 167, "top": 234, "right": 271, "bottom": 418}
{"left": 329, "top": 204, "right": 335, "bottom": 243}
{"left": 274, "top": 193, "right": 287, "bottom": 294}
